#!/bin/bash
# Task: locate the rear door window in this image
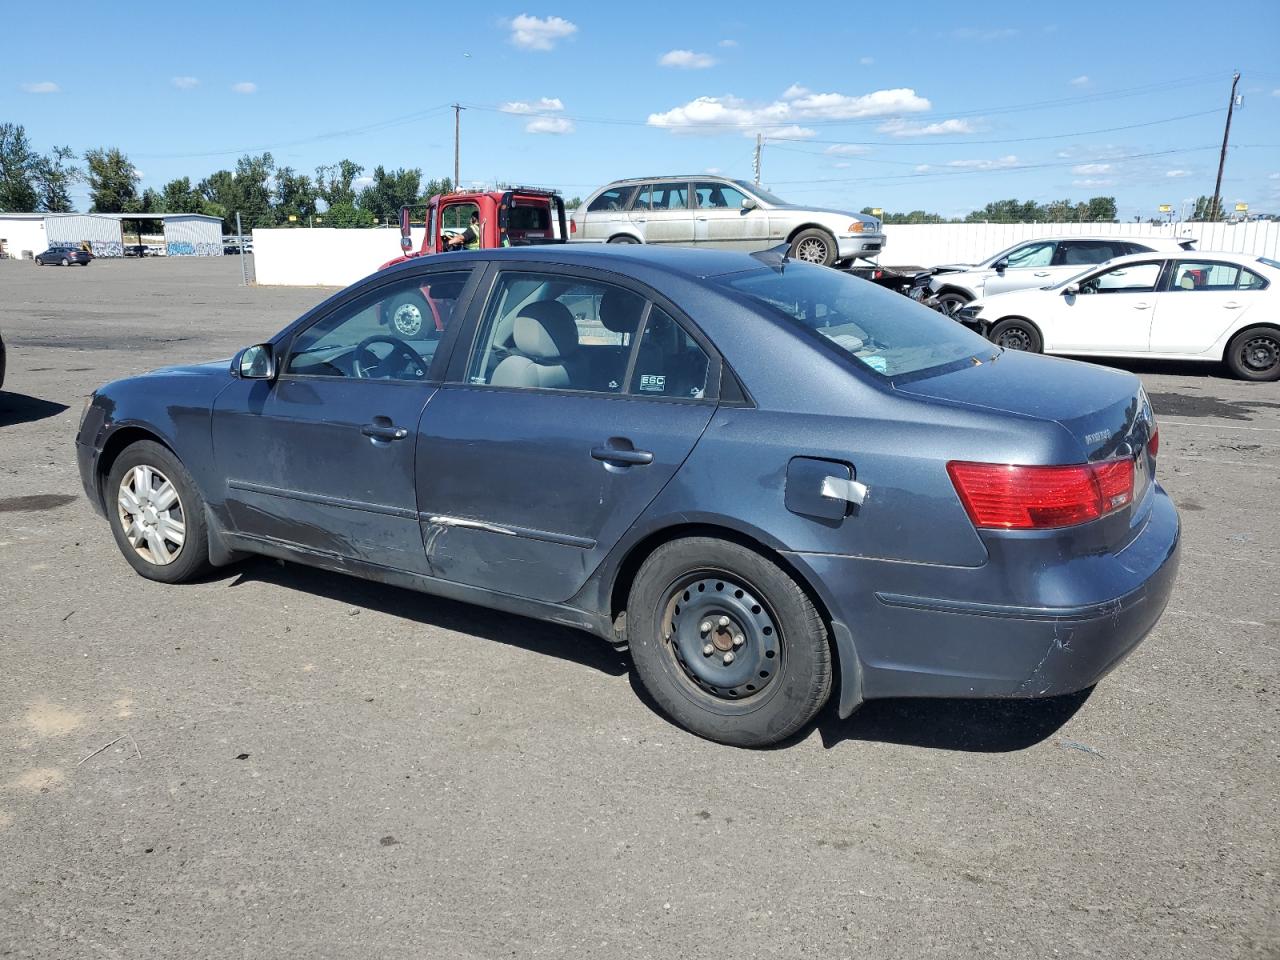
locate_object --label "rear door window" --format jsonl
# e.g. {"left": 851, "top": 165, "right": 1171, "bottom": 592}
{"left": 1170, "top": 260, "right": 1241, "bottom": 291}
{"left": 1056, "top": 240, "right": 1128, "bottom": 266}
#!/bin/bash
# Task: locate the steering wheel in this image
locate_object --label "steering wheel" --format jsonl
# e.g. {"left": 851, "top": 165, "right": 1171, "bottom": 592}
{"left": 352, "top": 335, "right": 428, "bottom": 380}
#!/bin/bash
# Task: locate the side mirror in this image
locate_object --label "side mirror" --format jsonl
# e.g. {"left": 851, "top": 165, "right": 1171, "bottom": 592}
{"left": 741, "top": 197, "right": 758, "bottom": 211}
{"left": 1063, "top": 284, "right": 1080, "bottom": 297}
{"left": 994, "top": 259, "right": 1008, "bottom": 274}
{"left": 236, "top": 343, "right": 276, "bottom": 380}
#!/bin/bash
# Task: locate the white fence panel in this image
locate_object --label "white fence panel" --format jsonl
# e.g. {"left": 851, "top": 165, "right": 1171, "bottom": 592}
{"left": 880, "top": 221, "right": 1279, "bottom": 267}
{"left": 252, "top": 227, "right": 426, "bottom": 286}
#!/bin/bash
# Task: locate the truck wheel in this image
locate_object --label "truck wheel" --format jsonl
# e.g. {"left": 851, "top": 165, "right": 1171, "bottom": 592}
{"left": 789, "top": 229, "right": 837, "bottom": 267}
{"left": 626, "top": 537, "right": 832, "bottom": 748}
{"left": 1225, "top": 326, "right": 1280, "bottom": 381}
{"left": 384, "top": 291, "right": 428, "bottom": 338}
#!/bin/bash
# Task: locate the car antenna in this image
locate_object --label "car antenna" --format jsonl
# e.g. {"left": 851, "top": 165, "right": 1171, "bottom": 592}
{"left": 750, "top": 242, "right": 792, "bottom": 273}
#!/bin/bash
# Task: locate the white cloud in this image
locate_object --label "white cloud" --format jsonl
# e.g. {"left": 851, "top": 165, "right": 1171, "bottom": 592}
{"left": 1165, "top": 169, "right": 1191, "bottom": 178}
{"left": 525, "top": 116, "right": 574, "bottom": 134}
{"left": 1070, "top": 75, "right": 1089, "bottom": 86}
{"left": 859, "top": 56, "right": 875, "bottom": 65}
{"left": 508, "top": 14, "right": 578, "bottom": 51}
{"left": 1268, "top": 172, "right": 1280, "bottom": 180}
{"left": 1271, "top": 89, "right": 1280, "bottom": 97}
{"left": 946, "top": 155, "right": 1020, "bottom": 170}
{"left": 718, "top": 39, "right": 737, "bottom": 47}
{"left": 1072, "top": 163, "right": 1112, "bottom": 174}
{"left": 825, "top": 144, "right": 871, "bottom": 155}
{"left": 352, "top": 175, "right": 375, "bottom": 191}
{"left": 232, "top": 81, "right": 257, "bottom": 94}
{"left": 1073, "top": 178, "right": 1116, "bottom": 187}
{"left": 500, "top": 97, "right": 565, "bottom": 114}
{"left": 659, "top": 49, "right": 717, "bottom": 69}
{"left": 704, "top": 166, "right": 723, "bottom": 174}
{"left": 915, "top": 164, "right": 932, "bottom": 173}
{"left": 760, "top": 124, "right": 816, "bottom": 139}
{"left": 832, "top": 162, "right": 851, "bottom": 169}
{"left": 20, "top": 81, "right": 59, "bottom": 94}
{"left": 648, "top": 87, "right": 927, "bottom": 137}
{"left": 171, "top": 76, "right": 199, "bottom": 90}
{"left": 878, "top": 117, "right": 977, "bottom": 137}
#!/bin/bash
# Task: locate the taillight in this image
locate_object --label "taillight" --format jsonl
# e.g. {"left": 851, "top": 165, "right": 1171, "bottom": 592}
{"left": 1148, "top": 427, "right": 1159, "bottom": 458}
{"left": 569, "top": 218, "right": 577, "bottom": 234}
{"left": 947, "top": 459, "right": 1135, "bottom": 530}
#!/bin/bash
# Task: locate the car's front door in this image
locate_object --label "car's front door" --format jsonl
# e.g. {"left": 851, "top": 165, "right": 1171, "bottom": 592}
{"left": 631, "top": 181, "right": 695, "bottom": 246}
{"left": 692, "top": 181, "right": 767, "bottom": 250}
{"left": 211, "top": 268, "right": 478, "bottom": 572}
{"left": 1048, "top": 260, "right": 1165, "bottom": 354}
{"left": 984, "top": 241, "right": 1059, "bottom": 296}
{"left": 416, "top": 265, "right": 718, "bottom": 603}
{"left": 1149, "top": 259, "right": 1266, "bottom": 355}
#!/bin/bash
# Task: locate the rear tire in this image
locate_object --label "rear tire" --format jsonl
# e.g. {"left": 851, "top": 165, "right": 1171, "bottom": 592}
{"left": 627, "top": 537, "right": 832, "bottom": 747}
{"left": 789, "top": 228, "right": 837, "bottom": 267}
{"left": 383, "top": 290, "right": 429, "bottom": 338}
{"left": 1225, "top": 326, "right": 1280, "bottom": 381}
{"left": 106, "top": 440, "right": 211, "bottom": 584}
{"left": 61, "top": 257, "right": 69, "bottom": 266}
{"left": 608, "top": 234, "right": 640, "bottom": 244}
{"left": 989, "top": 317, "right": 1043, "bottom": 353}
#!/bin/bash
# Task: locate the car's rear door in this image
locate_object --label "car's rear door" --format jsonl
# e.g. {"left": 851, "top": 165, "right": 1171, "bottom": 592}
{"left": 631, "top": 181, "right": 695, "bottom": 246}
{"left": 1148, "top": 259, "right": 1267, "bottom": 355}
{"left": 211, "top": 266, "right": 479, "bottom": 573}
{"left": 415, "top": 262, "right": 719, "bottom": 603}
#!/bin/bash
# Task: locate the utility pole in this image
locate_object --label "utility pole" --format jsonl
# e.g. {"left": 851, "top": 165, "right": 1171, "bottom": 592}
{"left": 1210, "top": 72, "right": 1241, "bottom": 223}
{"left": 452, "top": 103, "right": 465, "bottom": 189}
{"left": 753, "top": 133, "right": 762, "bottom": 186}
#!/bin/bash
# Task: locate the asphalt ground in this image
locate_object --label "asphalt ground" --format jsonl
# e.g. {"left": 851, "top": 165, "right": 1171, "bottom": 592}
{"left": 0, "top": 256, "right": 1276, "bottom": 959}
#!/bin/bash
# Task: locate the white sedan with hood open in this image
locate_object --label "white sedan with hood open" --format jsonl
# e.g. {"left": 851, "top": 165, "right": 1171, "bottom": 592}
{"left": 960, "top": 251, "right": 1280, "bottom": 381}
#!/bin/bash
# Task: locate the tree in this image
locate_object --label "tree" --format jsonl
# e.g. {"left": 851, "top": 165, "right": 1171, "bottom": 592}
{"left": 420, "top": 177, "right": 454, "bottom": 201}
{"left": 357, "top": 165, "right": 422, "bottom": 223}
{"left": 233, "top": 152, "right": 275, "bottom": 228}
{"left": 863, "top": 206, "right": 948, "bottom": 224}
{"left": 1192, "top": 195, "right": 1223, "bottom": 222}
{"left": 1084, "top": 196, "right": 1117, "bottom": 222}
{"left": 157, "top": 177, "right": 206, "bottom": 213}
{"left": 0, "top": 123, "right": 39, "bottom": 212}
{"left": 33, "top": 145, "right": 79, "bottom": 212}
{"left": 316, "top": 159, "right": 364, "bottom": 208}
{"left": 198, "top": 169, "right": 237, "bottom": 231}
{"left": 274, "top": 166, "right": 317, "bottom": 223}
{"left": 84, "top": 147, "right": 139, "bottom": 212}
{"left": 323, "top": 201, "right": 375, "bottom": 228}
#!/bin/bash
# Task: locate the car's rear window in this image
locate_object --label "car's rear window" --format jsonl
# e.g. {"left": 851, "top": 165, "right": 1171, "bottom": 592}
{"left": 714, "top": 262, "right": 996, "bottom": 378}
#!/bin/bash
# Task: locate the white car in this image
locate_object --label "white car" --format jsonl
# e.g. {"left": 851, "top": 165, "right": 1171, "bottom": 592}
{"left": 962, "top": 251, "right": 1280, "bottom": 381}
{"left": 927, "top": 236, "right": 1198, "bottom": 315}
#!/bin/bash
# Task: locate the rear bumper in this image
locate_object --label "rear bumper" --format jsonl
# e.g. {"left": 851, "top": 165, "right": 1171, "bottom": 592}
{"left": 786, "top": 483, "right": 1181, "bottom": 705}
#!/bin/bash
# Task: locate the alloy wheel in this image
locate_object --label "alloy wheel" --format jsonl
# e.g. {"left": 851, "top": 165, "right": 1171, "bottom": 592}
{"left": 660, "top": 574, "right": 781, "bottom": 700}
{"left": 795, "top": 238, "right": 828, "bottom": 263}
{"left": 116, "top": 464, "right": 186, "bottom": 565}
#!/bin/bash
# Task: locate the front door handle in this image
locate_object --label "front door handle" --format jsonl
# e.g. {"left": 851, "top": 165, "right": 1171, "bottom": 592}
{"left": 1133, "top": 302, "right": 1151, "bottom": 309}
{"left": 591, "top": 444, "right": 654, "bottom": 466}
{"left": 1224, "top": 301, "right": 1243, "bottom": 309}
{"left": 1033, "top": 271, "right": 1051, "bottom": 277}
{"left": 361, "top": 420, "right": 409, "bottom": 441}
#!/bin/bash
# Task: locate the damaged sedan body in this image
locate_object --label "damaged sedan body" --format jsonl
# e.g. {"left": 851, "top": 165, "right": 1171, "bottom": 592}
{"left": 76, "top": 246, "right": 1179, "bottom": 747}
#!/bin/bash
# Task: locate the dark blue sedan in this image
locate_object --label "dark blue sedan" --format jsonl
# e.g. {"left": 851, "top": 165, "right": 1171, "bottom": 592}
{"left": 76, "top": 246, "right": 1179, "bottom": 746}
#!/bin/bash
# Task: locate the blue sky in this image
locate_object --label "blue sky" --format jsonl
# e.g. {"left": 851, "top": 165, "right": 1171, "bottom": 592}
{"left": 4, "top": 0, "right": 1279, "bottom": 219}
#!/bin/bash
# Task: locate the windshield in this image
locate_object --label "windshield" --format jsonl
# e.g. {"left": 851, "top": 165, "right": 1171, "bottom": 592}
{"left": 1259, "top": 257, "right": 1280, "bottom": 270}
{"left": 733, "top": 180, "right": 787, "bottom": 205}
{"left": 715, "top": 262, "right": 996, "bottom": 378}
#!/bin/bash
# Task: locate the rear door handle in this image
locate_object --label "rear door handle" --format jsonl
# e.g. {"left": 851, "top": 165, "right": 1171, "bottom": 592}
{"left": 695, "top": 216, "right": 708, "bottom": 221}
{"left": 1224, "top": 301, "right": 1243, "bottom": 309}
{"left": 361, "top": 420, "right": 409, "bottom": 441}
{"left": 1033, "top": 271, "right": 1051, "bottom": 277}
{"left": 591, "top": 444, "right": 653, "bottom": 466}
{"left": 1133, "top": 302, "right": 1151, "bottom": 309}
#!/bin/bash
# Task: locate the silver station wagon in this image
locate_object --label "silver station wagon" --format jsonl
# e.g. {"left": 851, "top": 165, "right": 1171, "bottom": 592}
{"left": 572, "top": 175, "right": 886, "bottom": 268}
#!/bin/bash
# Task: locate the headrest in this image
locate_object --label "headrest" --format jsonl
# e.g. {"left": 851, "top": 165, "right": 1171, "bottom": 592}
{"left": 514, "top": 300, "right": 578, "bottom": 360}
{"left": 599, "top": 289, "right": 644, "bottom": 334}
{"left": 1179, "top": 275, "right": 1195, "bottom": 290}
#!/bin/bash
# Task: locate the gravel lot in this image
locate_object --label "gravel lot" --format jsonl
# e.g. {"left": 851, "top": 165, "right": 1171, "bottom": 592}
{"left": 1, "top": 256, "right": 1276, "bottom": 959}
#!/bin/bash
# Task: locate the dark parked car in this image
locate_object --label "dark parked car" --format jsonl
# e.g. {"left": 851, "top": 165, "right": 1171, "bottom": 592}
{"left": 76, "top": 247, "right": 1179, "bottom": 746}
{"left": 35, "top": 245, "right": 92, "bottom": 266}
{"left": 0, "top": 329, "right": 6, "bottom": 392}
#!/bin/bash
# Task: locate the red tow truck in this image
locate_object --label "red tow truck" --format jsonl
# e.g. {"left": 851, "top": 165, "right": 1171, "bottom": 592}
{"left": 376, "top": 186, "right": 568, "bottom": 337}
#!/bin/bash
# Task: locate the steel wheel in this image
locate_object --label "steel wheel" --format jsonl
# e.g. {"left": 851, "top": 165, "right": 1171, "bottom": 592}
{"left": 116, "top": 464, "right": 186, "bottom": 565}
{"left": 988, "top": 318, "right": 1043, "bottom": 353}
{"left": 1238, "top": 334, "right": 1279, "bottom": 376}
{"left": 391, "top": 301, "right": 424, "bottom": 337}
{"left": 661, "top": 574, "right": 781, "bottom": 700}
{"left": 997, "top": 327, "right": 1032, "bottom": 350}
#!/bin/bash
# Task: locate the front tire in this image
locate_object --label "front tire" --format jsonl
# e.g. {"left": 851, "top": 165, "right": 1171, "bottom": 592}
{"left": 989, "top": 317, "right": 1043, "bottom": 353}
{"left": 607, "top": 234, "right": 640, "bottom": 244}
{"left": 106, "top": 440, "right": 211, "bottom": 583}
{"left": 1225, "top": 326, "right": 1280, "bottom": 381}
{"left": 789, "top": 228, "right": 837, "bottom": 267}
{"left": 384, "top": 291, "right": 429, "bottom": 338}
{"left": 61, "top": 257, "right": 69, "bottom": 266}
{"left": 627, "top": 537, "right": 832, "bottom": 747}
{"left": 934, "top": 291, "right": 971, "bottom": 318}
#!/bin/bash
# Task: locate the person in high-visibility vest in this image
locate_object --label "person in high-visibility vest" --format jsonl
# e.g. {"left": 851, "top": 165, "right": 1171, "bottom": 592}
{"left": 446, "top": 212, "right": 482, "bottom": 251}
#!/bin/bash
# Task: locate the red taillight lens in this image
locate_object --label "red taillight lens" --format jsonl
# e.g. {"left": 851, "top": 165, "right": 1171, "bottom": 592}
{"left": 947, "top": 459, "right": 1134, "bottom": 530}
{"left": 569, "top": 218, "right": 577, "bottom": 234}
{"left": 1148, "top": 427, "right": 1159, "bottom": 458}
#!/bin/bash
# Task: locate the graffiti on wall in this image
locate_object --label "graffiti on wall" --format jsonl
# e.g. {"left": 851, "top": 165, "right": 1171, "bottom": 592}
{"left": 90, "top": 241, "right": 124, "bottom": 258}
{"left": 166, "top": 241, "right": 222, "bottom": 257}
